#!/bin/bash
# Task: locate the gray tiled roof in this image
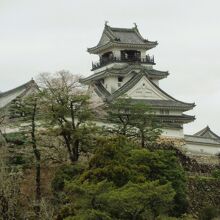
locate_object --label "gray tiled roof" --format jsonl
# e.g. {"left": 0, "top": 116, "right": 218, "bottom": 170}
{"left": 194, "top": 126, "right": 220, "bottom": 140}
{"left": 88, "top": 24, "right": 157, "bottom": 54}
{"left": 110, "top": 27, "right": 147, "bottom": 44}
{"left": 128, "top": 99, "right": 195, "bottom": 110}
{"left": 94, "top": 82, "right": 111, "bottom": 99}
{"left": 81, "top": 65, "right": 169, "bottom": 84}
{"left": 84, "top": 70, "right": 194, "bottom": 111}
{"left": 157, "top": 114, "right": 195, "bottom": 123}
{"left": 0, "top": 80, "right": 37, "bottom": 109}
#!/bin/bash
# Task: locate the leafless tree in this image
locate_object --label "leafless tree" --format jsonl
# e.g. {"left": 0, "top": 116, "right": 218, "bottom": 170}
{"left": 37, "top": 70, "right": 94, "bottom": 163}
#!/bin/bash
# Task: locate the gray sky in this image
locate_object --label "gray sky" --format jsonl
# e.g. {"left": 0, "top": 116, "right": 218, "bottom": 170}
{"left": 0, "top": 0, "right": 220, "bottom": 134}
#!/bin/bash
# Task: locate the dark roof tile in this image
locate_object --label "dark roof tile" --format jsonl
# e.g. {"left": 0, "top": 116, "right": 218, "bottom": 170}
{"left": 88, "top": 24, "right": 157, "bottom": 54}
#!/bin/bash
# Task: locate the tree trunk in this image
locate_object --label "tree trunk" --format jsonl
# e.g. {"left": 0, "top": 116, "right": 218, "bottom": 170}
{"left": 72, "top": 139, "right": 79, "bottom": 162}
{"left": 34, "top": 158, "right": 41, "bottom": 219}
{"left": 141, "top": 131, "right": 145, "bottom": 148}
{"left": 63, "top": 134, "right": 76, "bottom": 163}
{"left": 31, "top": 101, "right": 41, "bottom": 219}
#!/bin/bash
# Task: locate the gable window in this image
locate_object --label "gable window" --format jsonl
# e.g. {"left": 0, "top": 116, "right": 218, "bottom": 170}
{"left": 100, "top": 79, "right": 104, "bottom": 84}
{"left": 118, "top": 77, "right": 124, "bottom": 88}
{"left": 118, "top": 76, "right": 123, "bottom": 82}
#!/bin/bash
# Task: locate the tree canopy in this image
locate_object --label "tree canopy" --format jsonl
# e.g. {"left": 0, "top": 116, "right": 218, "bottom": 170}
{"left": 54, "top": 136, "right": 188, "bottom": 219}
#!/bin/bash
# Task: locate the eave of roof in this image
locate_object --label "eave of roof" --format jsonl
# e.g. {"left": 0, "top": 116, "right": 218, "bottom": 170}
{"left": 80, "top": 65, "right": 169, "bottom": 84}
{"left": 157, "top": 114, "right": 195, "bottom": 123}
{"left": 0, "top": 80, "right": 36, "bottom": 98}
{"left": 126, "top": 99, "right": 195, "bottom": 111}
{"left": 0, "top": 80, "right": 38, "bottom": 109}
{"left": 94, "top": 104, "right": 194, "bottom": 125}
{"left": 88, "top": 42, "right": 157, "bottom": 54}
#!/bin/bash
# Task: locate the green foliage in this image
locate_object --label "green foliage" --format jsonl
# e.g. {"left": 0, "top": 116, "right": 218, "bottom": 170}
{"left": 64, "top": 209, "right": 112, "bottom": 220}
{"left": 99, "top": 181, "right": 175, "bottom": 219}
{"left": 106, "top": 98, "right": 162, "bottom": 148}
{"left": 212, "top": 169, "right": 220, "bottom": 179}
{"left": 81, "top": 136, "right": 133, "bottom": 187}
{"left": 52, "top": 164, "right": 86, "bottom": 192}
{"left": 4, "top": 132, "right": 29, "bottom": 167}
{"left": 64, "top": 180, "right": 174, "bottom": 220}
{"left": 199, "top": 206, "right": 220, "bottom": 220}
{"left": 8, "top": 153, "right": 27, "bottom": 167}
{"left": 156, "top": 214, "right": 196, "bottom": 220}
{"left": 82, "top": 137, "right": 187, "bottom": 215}
{"left": 39, "top": 71, "right": 96, "bottom": 163}
{"left": 56, "top": 137, "right": 187, "bottom": 219}
{"left": 4, "top": 132, "right": 26, "bottom": 145}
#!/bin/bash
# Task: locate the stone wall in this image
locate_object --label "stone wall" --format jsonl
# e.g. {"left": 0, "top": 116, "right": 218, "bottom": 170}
{"left": 187, "top": 154, "right": 219, "bottom": 165}
{"left": 157, "top": 138, "right": 220, "bottom": 173}
{"left": 187, "top": 176, "right": 220, "bottom": 215}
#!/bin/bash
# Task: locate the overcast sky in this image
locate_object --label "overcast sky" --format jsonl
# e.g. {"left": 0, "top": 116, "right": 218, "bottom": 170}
{"left": 0, "top": 0, "right": 220, "bottom": 134}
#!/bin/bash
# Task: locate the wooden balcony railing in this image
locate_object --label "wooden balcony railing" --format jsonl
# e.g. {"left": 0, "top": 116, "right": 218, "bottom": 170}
{"left": 92, "top": 55, "right": 155, "bottom": 70}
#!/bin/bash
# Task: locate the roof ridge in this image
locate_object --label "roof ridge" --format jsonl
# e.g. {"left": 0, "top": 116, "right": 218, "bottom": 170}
{"left": 88, "top": 24, "right": 157, "bottom": 54}
{"left": 110, "top": 27, "right": 135, "bottom": 32}
{"left": 194, "top": 126, "right": 220, "bottom": 140}
{"left": 104, "top": 25, "right": 116, "bottom": 40}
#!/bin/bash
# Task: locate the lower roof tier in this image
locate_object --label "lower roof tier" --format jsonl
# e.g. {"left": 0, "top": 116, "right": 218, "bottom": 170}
{"left": 125, "top": 99, "right": 195, "bottom": 111}
{"left": 81, "top": 64, "right": 169, "bottom": 83}
{"left": 157, "top": 114, "right": 195, "bottom": 124}
{"left": 92, "top": 71, "right": 195, "bottom": 112}
{"left": 94, "top": 105, "right": 195, "bottom": 126}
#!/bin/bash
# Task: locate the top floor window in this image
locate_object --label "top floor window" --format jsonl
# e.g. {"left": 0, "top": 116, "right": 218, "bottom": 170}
{"left": 101, "top": 52, "right": 113, "bottom": 63}
{"left": 121, "top": 50, "right": 141, "bottom": 61}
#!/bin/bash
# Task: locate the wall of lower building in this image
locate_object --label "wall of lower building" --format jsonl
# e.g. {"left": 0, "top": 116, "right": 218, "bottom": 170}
{"left": 183, "top": 142, "right": 220, "bottom": 155}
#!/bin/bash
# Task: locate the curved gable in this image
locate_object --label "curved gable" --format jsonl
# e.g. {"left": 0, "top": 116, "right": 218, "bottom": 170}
{"left": 125, "top": 75, "right": 170, "bottom": 100}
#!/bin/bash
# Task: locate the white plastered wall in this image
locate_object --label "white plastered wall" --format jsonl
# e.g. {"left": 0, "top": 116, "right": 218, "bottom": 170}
{"left": 183, "top": 143, "right": 220, "bottom": 155}
{"left": 125, "top": 76, "right": 169, "bottom": 100}
{"left": 161, "top": 128, "right": 184, "bottom": 139}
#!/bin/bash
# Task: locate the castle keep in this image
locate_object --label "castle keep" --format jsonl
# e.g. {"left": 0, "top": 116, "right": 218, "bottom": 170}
{"left": 81, "top": 23, "right": 195, "bottom": 138}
